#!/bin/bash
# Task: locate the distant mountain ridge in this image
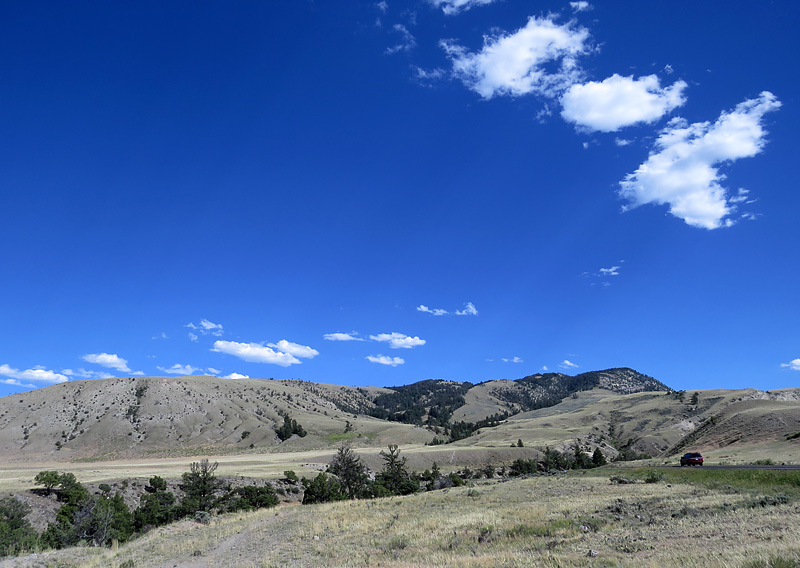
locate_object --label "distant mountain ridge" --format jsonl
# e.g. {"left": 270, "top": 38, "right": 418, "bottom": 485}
{"left": 0, "top": 368, "right": 669, "bottom": 461}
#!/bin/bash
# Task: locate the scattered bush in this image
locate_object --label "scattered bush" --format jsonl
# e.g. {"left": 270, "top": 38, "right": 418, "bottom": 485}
{"left": 0, "top": 497, "right": 38, "bottom": 557}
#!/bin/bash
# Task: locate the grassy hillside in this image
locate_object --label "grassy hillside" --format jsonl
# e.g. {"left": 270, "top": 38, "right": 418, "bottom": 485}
{"left": 4, "top": 468, "right": 800, "bottom": 568}
{"left": 0, "top": 376, "right": 433, "bottom": 462}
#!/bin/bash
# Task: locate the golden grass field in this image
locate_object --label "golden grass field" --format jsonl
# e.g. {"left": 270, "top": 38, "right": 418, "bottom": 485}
{"left": 3, "top": 467, "right": 800, "bottom": 568}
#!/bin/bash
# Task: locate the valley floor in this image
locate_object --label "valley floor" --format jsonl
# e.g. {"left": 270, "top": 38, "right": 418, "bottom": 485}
{"left": 3, "top": 470, "right": 799, "bottom": 568}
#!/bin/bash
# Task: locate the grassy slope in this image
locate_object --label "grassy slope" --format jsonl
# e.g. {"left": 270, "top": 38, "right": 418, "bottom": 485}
{"left": 0, "top": 376, "right": 433, "bottom": 462}
{"left": 4, "top": 469, "right": 800, "bottom": 568}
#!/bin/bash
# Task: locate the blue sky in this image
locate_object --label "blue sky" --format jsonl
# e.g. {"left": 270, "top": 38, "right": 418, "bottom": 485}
{"left": 2, "top": 1, "right": 798, "bottom": 395}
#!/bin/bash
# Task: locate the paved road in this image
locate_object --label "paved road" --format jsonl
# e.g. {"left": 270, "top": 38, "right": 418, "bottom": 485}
{"left": 664, "top": 464, "right": 800, "bottom": 470}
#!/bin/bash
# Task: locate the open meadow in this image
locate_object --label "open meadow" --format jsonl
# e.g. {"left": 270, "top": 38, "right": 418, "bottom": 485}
{"left": 3, "top": 466, "right": 800, "bottom": 568}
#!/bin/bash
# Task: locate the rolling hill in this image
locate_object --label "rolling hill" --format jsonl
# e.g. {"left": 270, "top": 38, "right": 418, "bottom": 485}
{"left": 1, "top": 368, "right": 799, "bottom": 464}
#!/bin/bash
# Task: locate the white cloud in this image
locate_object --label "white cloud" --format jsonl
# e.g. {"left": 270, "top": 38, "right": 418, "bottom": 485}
{"left": 455, "top": 301, "right": 479, "bottom": 316}
{"left": 502, "top": 356, "right": 524, "bottom": 363}
{"left": 186, "top": 319, "right": 224, "bottom": 337}
{"left": 370, "top": 332, "right": 426, "bottom": 349}
{"left": 418, "top": 301, "right": 477, "bottom": 316}
{"left": 376, "top": 1, "right": 388, "bottom": 13}
{"left": 560, "top": 360, "right": 579, "bottom": 369}
{"left": 324, "top": 332, "right": 365, "bottom": 342}
{"left": 62, "top": 368, "right": 115, "bottom": 379}
{"left": 151, "top": 332, "right": 168, "bottom": 340}
{"left": 781, "top": 359, "right": 800, "bottom": 371}
{"left": 207, "top": 367, "right": 221, "bottom": 375}
{"left": 412, "top": 66, "right": 446, "bottom": 86}
{"left": 224, "top": 372, "right": 250, "bottom": 379}
{"left": 561, "top": 74, "right": 687, "bottom": 132}
{"left": 619, "top": 92, "right": 781, "bottom": 229}
{"left": 541, "top": 365, "right": 549, "bottom": 371}
{"left": 82, "top": 353, "right": 132, "bottom": 373}
{"left": 157, "top": 364, "right": 204, "bottom": 376}
{"left": 0, "top": 364, "right": 69, "bottom": 384}
{"left": 212, "top": 340, "right": 301, "bottom": 367}
{"left": 386, "top": 24, "right": 416, "bottom": 55}
{"left": 441, "top": 16, "right": 590, "bottom": 100}
{"left": 267, "top": 340, "right": 319, "bottom": 359}
{"left": 569, "top": 1, "right": 592, "bottom": 12}
{"left": 188, "top": 333, "right": 199, "bottom": 342}
{"left": 429, "top": 0, "right": 496, "bottom": 15}
{"left": 417, "top": 305, "right": 448, "bottom": 316}
{"left": 599, "top": 266, "right": 620, "bottom": 276}
{"left": 366, "top": 355, "right": 405, "bottom": 366}
{"left": 615, "top": 138, "right": 632, "bottom": 146}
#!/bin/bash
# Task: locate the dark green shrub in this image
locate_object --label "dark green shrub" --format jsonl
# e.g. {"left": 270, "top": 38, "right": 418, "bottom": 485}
{"left": 178, "top": 460, "right": 229, "bottom": 516}
{"left": 301, "top": 473, "right": 346, "bottom": 505}
{"left": 0, "top": 497, "right": 38, "bottom": 557}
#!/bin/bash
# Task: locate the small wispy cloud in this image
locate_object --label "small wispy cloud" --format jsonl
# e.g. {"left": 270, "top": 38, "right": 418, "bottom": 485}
{"left": 386, "top": 24, "right": 416, "bottom": 55}
{"left": 417, "top": 301, "right": 478, "bottom": 316}
{"left": 62, "top": 368, "right": 115, "bottom": 380}
{"left": 428, "top": 0, "right": 497, "bottom": 15}
{"left": 501, "top": 356, "right": 524, "bottom": 363}
{"left": 417, "top": 305, "right": 449, "bottom": 316}
{"left": 599, "top": 266, "right": 621, "bottom": 276}
{"left": 157, "top": 364, "right": 205, "bottom": 376}
{"left": 366, "top": 355, "right": 405, "bottom": 366}
{"left": 185, "top": 319, "right": 224, "bottom": 338}
{"left": 370, "top": 332, "right": 426, "bottom": 349}
{"left": 569, "top": 1, "right": 592, "bottom": 12}
{"left": 324, "top": 332, "right": 365, "bottom": 341}
{"left": 560, "top": 360, "right": 579, "bottom": 369}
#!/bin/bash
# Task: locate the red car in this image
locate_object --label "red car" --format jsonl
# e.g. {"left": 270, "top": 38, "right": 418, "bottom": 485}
{"left": 680, "top": 452, "right": 704, "bottom": 466}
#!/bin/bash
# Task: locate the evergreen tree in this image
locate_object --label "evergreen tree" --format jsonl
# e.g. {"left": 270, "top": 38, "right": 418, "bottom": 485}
{"left": 178, "top": 459, "right": 229, "bottom": 516}
{"left": 592, "top": 447, "right": 607, "bottom": 467}
{"left": 327, "top": 444, "right": 369, "bottom": 499}
{"left": 376, "top": 445, "right": 419, "bottom": 496}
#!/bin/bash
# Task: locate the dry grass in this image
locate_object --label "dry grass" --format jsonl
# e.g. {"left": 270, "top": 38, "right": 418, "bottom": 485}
{"left": 5, "top": 470, "right": 800, "bottom": 568}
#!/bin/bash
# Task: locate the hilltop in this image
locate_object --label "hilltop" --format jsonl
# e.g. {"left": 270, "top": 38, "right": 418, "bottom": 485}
{"left": 1, "top": 368, "right": 799, "bottom": 465}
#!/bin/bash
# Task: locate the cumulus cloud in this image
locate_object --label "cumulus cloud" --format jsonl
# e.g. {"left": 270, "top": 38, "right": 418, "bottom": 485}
{"left": 324, "top": 332, "right": 365, "bottom": 342}
{"left": 267, "top": 340, "right": 319, "bottom": 359}
{"left": 0, "top": 364, "right": 69, "bottom": 384}
{"left": 366, "top": 355, "right": 405, "bottom": 366}
{"left": 212, "top": 340, "right": 301, "bottom": 367}
{"left": 781, "top": 359, "right": 800, "bottom": 371}
{"left": 441, "top": 16, "right": 590, "bottom": 100}
{"left": 386, "top": 24, "right": 416, "bottom": 54}
{"left": 185, "top": 319, "right": 224, "bottom": 337}
{"left": 82, "top": 353, "right": 132, "bottom": 373}
{"left": 619, "top": 92, "right": 781, "bottom": 229}
{"left": 370, "top": 332, "right": 426, "bottom": 349}
{"left": 561, "top": 74, "right": 687, "bottom": 132}
{"left": 429, "top": 0, "right": 496, "bottom": 15}
{"left": 569, "top": 1, "right": 592, "bottom": 12}
{"left": 560, "top": 360, "right": 579, "bottom": 369}
{"left": 599, "top": 266, "right": 620, "bottom": 276}
{"left": 224, "top": 372, "right": 250, "bottom": 379}
{"left": 157, "top": 364, "right": 204, "bottom": 376}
